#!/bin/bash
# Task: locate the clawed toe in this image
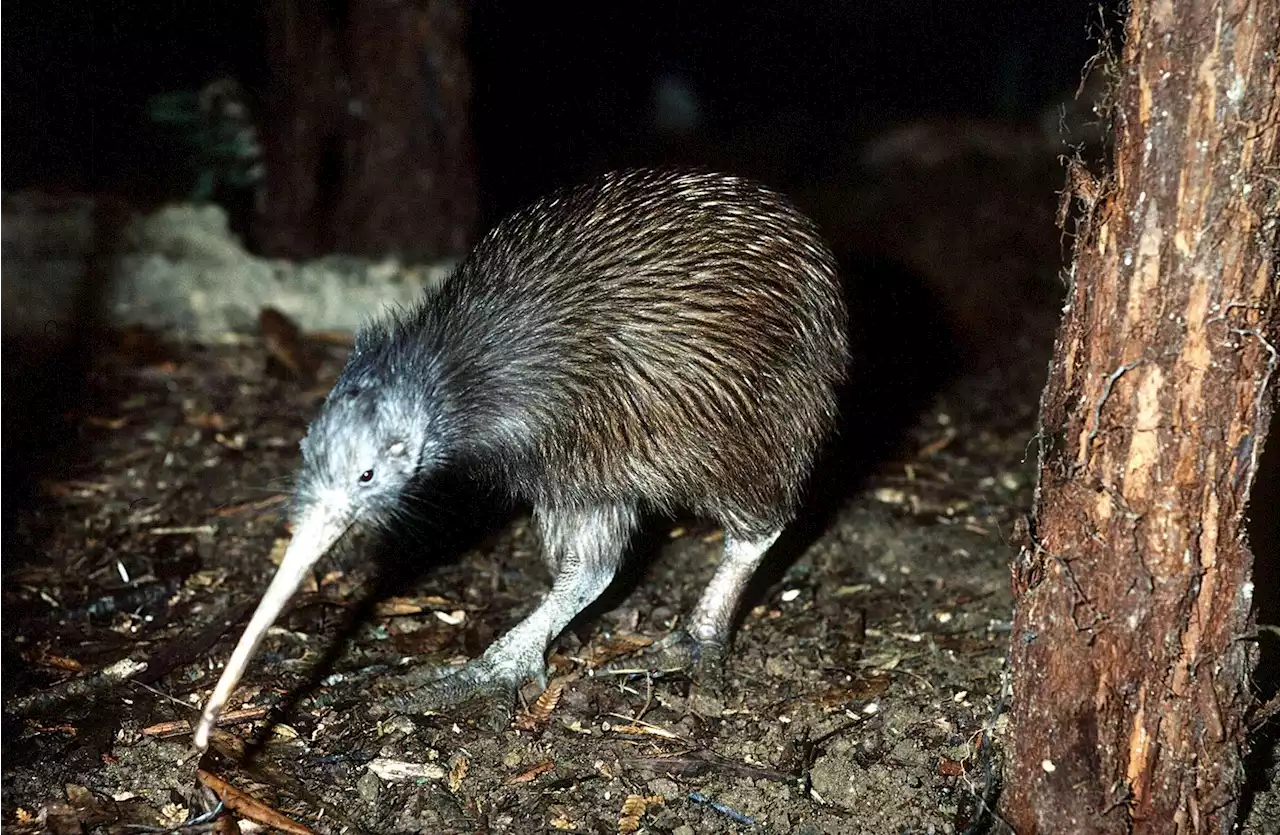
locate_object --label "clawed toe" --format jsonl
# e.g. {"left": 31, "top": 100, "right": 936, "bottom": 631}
{"left": 369, "top": 661, "right": 521, "bottom": 730}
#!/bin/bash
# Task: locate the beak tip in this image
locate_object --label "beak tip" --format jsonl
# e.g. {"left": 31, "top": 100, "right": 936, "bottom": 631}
{"left": 190, "top": 505, "right": 347, "bottom": 758}
{"left": 193, "top": 721, "right": 210, "bottom": 752}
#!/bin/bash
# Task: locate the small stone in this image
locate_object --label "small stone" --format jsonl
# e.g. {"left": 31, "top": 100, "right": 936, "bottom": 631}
{"left": 356, "top": 771, "right": 381, "bottom": 805}
{"left": 650, "top": 808, "right": 683, "bottom": 830}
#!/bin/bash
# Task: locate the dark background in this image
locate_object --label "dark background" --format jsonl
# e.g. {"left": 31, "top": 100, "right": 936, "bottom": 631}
{"left": 3, "top": 0, "right": 1111, "bottom": 224}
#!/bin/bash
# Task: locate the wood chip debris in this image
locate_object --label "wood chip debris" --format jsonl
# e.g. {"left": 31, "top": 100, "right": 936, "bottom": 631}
{"left": 197, "top": 769, "right": 316, "bottom": 835}
{"left": 373, "top": 595, "right": 474, "bottom": 617}
{"left": 42, "top": 480, "right": 114, "bottom": 498}
{"left": 603, "top": 716, "right": 682, "bottom": 741}
{"left": 366, "top": 758, "right": 447, "bottom": 782}
{"left": 84, "top": 415, "right": 127, "bottom": 429}
{"left": 4, "top": 658, "right": 147, "bottom": 716}
{"left": 872, "top": 487, "right": 909, "bottom": 506}
{"left": 149, "top": 525, "right": 218, "bottom": 536}
{"left": 141, "top": 706, "right": 270, "bottom": 738}
{"left": 185, "top": 411, "right": 232, "bottom": 430}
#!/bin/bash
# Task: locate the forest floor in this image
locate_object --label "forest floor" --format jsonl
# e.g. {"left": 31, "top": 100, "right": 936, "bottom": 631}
{"left": 4, "top": 320, "right": 1276, "bottom": 835}
{"left": 4, "top": 118, "right": 1278, "bottom": 833}
{"left": 0, "top": 324, "right": 1023, "bottom": 835}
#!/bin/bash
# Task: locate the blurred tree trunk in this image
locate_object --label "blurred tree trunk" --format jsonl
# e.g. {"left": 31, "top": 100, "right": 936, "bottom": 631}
{"left": 1003, "top": 0, "right": 1279, "bottom": 831}
{"left": 255, "top": 0, "right": 477, "bottom": 261}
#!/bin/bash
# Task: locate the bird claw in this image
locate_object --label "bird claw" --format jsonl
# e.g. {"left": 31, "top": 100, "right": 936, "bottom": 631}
{"left": 602, "top": 629, "right": 729, "bottom": 693}
{"left": 369, "top": 659, "right": 523, "bottom": 731}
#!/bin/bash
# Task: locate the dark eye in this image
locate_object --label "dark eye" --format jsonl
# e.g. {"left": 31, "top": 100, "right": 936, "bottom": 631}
{"left": 359, "top": 469, "right": 374, "bottom": 483}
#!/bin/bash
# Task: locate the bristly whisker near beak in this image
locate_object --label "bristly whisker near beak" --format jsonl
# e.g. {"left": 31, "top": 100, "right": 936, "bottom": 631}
{"left": 192, "top": 499, "right": 353, "bottom": 751}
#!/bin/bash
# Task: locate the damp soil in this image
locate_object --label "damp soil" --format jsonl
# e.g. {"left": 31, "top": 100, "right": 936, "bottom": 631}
{"left": 1, "top": 319, "right": 1031, "bottom": 835}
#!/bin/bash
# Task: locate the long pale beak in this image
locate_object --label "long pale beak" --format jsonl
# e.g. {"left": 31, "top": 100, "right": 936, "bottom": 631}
{"left": 193, "top": 503, "right": 350, "bottom": 751}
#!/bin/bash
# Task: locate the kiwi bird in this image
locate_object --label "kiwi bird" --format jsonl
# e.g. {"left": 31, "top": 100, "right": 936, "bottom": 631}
{"left": 194, "top": 167, "right": 849, "bottom": 750}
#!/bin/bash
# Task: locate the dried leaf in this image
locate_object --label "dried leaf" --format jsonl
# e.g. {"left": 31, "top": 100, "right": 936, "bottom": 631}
{"left": 32, "top": 653, "right": 81, "bottom": 671}
{"left": 375, "top": 595, "right": 472, "bottom": 617}
{"left": 618, "top": 794, "right": 663, "bottom": 833}
{"left": 508, "top": 760, "right": 555, "bottom": 784}
{"left": 184, "top": 411, "right": 230, "bottom": 431}
{"left": 196, "top": 769, "right": 315, "bottom": 835}
{"left": 583, "top": 634, "right": 654, "bottom": 668}
{"left": 83, "top": 416, "right": 127, "bottom": 429}
{"left": 448, "top": 753, "right": 469, "bottom": 793}
{"left": 63, "top": 784, "right": 93, "bottom": 809}
{"left": 917, "top": 427, "right": 958, "bottom": 458}
{"left": 513, "top": 678, "right": 566, "bottom": 730}
{"left": 157, "top": 803, "right": 190, "bottom": 828}
{"left": 531, "top": 679, "right": 566, "bottom": 720}
{"left": 376, "top": 598, "right": 427, "bottom": 616}
{"left": 267, "top": 537, "right": 290, "bottom": 567}
{"left": 42, "top": 480, "right": 113, "bottom": 498}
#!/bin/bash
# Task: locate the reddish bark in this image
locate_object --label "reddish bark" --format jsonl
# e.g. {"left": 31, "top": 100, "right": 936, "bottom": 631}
{"left": 256, "top": 0, "right": 477, "bottom": 261}
{"left": 1003, "top": 0, "right": 1279, "bottom": 832}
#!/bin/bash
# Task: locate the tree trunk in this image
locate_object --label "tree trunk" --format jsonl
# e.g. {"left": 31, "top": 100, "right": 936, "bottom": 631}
{"left": 256, "top": 0, "right": 477, "bottom": 261}
{"left": 254, "top": 0, "right": 340, "bottom": 260}
{"left": 1003, "top": 0, "right": 1279, "bottom": 831}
